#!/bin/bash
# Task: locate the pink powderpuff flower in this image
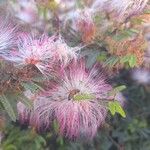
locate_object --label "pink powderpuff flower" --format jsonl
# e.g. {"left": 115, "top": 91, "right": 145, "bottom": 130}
{"left": 3, "top": 33, "right": 80, "bottom": 75}
{"left": 65, "top": 7, "right": 94, "bottom": 29}
{"left": 17, "top": 9, "right": 37, "bottom": 24}
{"left": 17, "top": 90, "right": 34, "bottom": 125}
{"left": 0, "top": 15, "right": 17, "bottom": 54}
{"left": 17, "top": 102, "right": 32, "bottom": 125}
{"left": 91, "top": 0, "right": 108, "bottom": 10}
{"left": 109, "top": 0, "right": 148, "bottom": 21}
{"left": 10, "top": 0, "right": 38, "bottom": 24}
{"left": 54, "top": 35, "right": 80, "bottom": 66}
{"left": 32, "top": 60, "right": 112, "bottom": 139}
{"left": 76, "top": 8, "right": 96, "bottom": 43}
{"left": 3, "top": 34, "right": 57, "bottom": 75}
{"left": 92, "top": 0, "right": 148, "bottom": 22}
{"left": 16, "top": 3, "right": 38, "bottom": 24}
{"left": 17, "top": 90, "right": 50, "bottom": 131}
{"left": 62, "top": 7, "right": 96, "bottom": 43}
{"left": 30, "top": 97, "right": 54, "bottom": 132}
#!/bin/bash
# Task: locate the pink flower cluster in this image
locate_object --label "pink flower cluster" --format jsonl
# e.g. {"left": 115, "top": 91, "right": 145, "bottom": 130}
{"left": 0, "top": 16, "right": 17, "bottom": 54}
{"left": 65, "top": 0, "right": 148, "bottom": 30}
{"left": 107, "top": 0, "right": 148, "bottom": 21}
{"left": 0, "top": 12, "right": 125, "bottom": 140}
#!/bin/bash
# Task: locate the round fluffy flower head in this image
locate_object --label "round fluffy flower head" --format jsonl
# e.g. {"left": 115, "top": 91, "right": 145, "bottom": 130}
{"left": 33, "top": 60, "right": 112, "bottom": 139}
{"left": 91, "top": 0, "right": 109, "bottom": 10}
{"left": 15, "top": 0, "right": 38, "bottom": 24}
{"left": 17, "top": 102, "right": 31, "bottom": 125}
{"left": 17, "top": 90, "right": 48, "bottom": 131}
{"left": 0, "top": 15, "right": 17, "bottom": 54}
{"left": 76, "top": 8, "right": 96, "bottom": 43}
{"left": 17, "top": 90, "right": 34, "bottom": 125}
{"left": 3, "top": 34, "right": 80, "bottom": 75}
{"left": 108, "top": 0, "right": 148, "bottom": 22}
{"left": 91, "top": 0, "right": 148, "bottom": 22}
{"left": 3, "top": 34, "right": 56, "bottom": 75}
{"left": 54, "top": 35, "right": 80, "bottom": 66}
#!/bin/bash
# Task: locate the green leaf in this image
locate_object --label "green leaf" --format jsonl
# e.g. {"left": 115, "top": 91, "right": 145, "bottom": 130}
{"left": 73, "top": 93, "right": 95, "bottom": 101}
{"left": 0, "top": 95, "right": 16, "bottom": 121}
{"left": 114, "top": 85, "right": 126, "bottom": 92}
{"left": 112, "top": 29, "right": 139, "bottom": 41}
{"left": 35, "top": 136, "right": 46, "bottom": 146}
{"left": 97, "top": 52, "right": 107, "bottom": 62}
{"left": 76, "top": 0, "right": 84, "bottom": 8}
{"left": 53, "top": 120, "right": 59, "bottom": 133}
{"left": 129, "top": 54, "right": 137, "bottom": 68}
{"left": 104, "top": 56, "right": 119, "bottom": 67}
{"left": 131, "top": 18, "right": 144, "bottom": 25}
{"left": 120, "top": 55, "right": 130, "bottom": 63}
{"left": 32, "top": 77, "right": 45, "bottom": 82}
{"left": 21, "top": 82, "right": 43, "bottom": 92}
{"left": 94, "top": 14, "right": 104, "bottom": 23}
{"left": 112, "top": 33, "right": 129, "bottom": 41}
{"left": 144, "top": 9, "right": 150, "bottom": 14}
{"left": 120, "top": 54, "right": 137, "bottom": 68}
{"left": 108, "top": 101, "right": 126, "bottom": 118}
{"left": 114, "top": 101, "right": 126, "bottom": 118}
{"left": 129, "top": 28, "right": 139, "bottom": 34}
{"left": 109, "top": 85, "right": 126, "bottom": 96}
{"left": 125, "top": 28, "right": 139, "bottom": 35}
{"left": 17, "top": 94, "right": 33, "bottom": 109}
{"left": 108, "top": 102, "right": 116, "bottom": 116}
{"left": 57, "top": 136, "right": 64, "bottom": 146}
{"left": 4, "top": 145, "right": 17, "bottom": 150}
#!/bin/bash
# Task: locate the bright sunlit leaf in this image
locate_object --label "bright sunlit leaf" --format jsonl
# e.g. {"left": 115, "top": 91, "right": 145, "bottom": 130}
{"left": 108, "top": 101, "right": 126, "bottom": 118}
